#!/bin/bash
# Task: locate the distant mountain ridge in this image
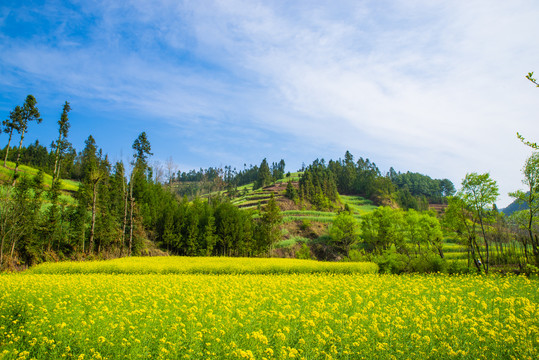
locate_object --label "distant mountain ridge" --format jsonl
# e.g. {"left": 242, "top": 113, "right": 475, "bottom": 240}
{"left": 501, "top": 196, "right": 529, "bottom": 216}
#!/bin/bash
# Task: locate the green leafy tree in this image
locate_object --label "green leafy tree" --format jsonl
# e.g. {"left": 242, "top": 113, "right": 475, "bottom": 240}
{"left": 259, "top": 194, "right": 282, "bottom": 253}
{"left": 458, "top": 173, "right": 499, "bottom": 273}
{"left": 329, "top": 212, "right": 360, "bottom": 256}
{"left": 361, "top": 206, "right": 403, "bottom": 254}
{"left": 443, "top": 196, "right": 482, "bottom": 271}
{"left": 418, "top": 212, "right": 444, "bottom": 258}
{"left": 509, "top": 152, "right": 539, "bottom": 265}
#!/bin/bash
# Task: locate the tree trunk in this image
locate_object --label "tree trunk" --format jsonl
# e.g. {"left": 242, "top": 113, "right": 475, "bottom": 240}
{"left": 120, "top": 177, "right": 127, "bottom": 257}
{"left": 13, "top": 129, "right": 26, "bottom": 175}
{"left": 478, "top": 217, "right": 489, "bottom": 274}
{"left": 128, "top": 174, "right": 134, "bottom": 257}
{"left": 53, "top": 136, "right": 62, "bottom": 182}
{"left": 81, "top": 215, "right": 86, "bottom": 254}
{"left": 89, "top": 180, "right": 98, "bottom": 253}
{"left": 3, "top": 130, "right": 13, "bottom": 167}
{"left": 10, "top": 234, "right": 17, "bottom": 260}
{"left": 533, "top": 234, "right": 539, "bottom": 267}
{"left": 129, "top": 196, "right": 134, "bottom": 256}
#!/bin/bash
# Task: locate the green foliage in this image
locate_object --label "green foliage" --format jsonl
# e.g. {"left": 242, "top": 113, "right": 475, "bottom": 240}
{"left": 254, "top": 158, "right": 272, "bottom": 189}
{"left": 509, "top": 152, "right": 539, "bottom": 266}
{"left": 459, "top": 172, "right": 499, "bottom": 218}
{"left": 300, "top": 219, "right": 311, "bottom": 231}
{"left": 526, "top": 71, "right": 539, "bottom": 87}
{"left": 329, "top": 212, "right": 360, "bottom": 255}
{"left": 456, "top": 172, "right": 499, "bottom": 273}
{"left": 258, "top": 194, "right": 283, "bottom": 251}
{"left": 285, "top": 180, "right": 298, "bottom": 201}
{"left": 298, "top": 159, "right": 338, "bottom": 210}
{"left": 391, "top": 171, "right": 455, "bottom": 205}
{"left": 295, "top": 243, "right": 314, "bottom": 260}
{"left": 342, "top": 249, "right": 368, "bottom": 262}
{"left": 359, "top": 206, "right": 445, "bottom": 272}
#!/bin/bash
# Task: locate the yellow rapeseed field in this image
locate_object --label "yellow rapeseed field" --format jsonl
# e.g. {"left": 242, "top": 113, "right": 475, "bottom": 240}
{"left": 26, "top": 256, "right": 379, "bottom": 275}
{"left": 0, "top": 259, "right": 537, "bottom": 359}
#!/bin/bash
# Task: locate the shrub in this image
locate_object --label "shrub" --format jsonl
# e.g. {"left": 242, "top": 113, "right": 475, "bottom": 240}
{"left": 372, "top": 248, "right": 408, "bottom": 274}
{"left": 296, "top": 244, "right": 314, "bottom": 260}
{"left": 300, "top": 219, "right": 311, "bottom": 231}
{"left": 408, "top": 254, "right": 447, "bottom": 273}
{"left": 342, "top": 249, "right": 368, "bottom": 262}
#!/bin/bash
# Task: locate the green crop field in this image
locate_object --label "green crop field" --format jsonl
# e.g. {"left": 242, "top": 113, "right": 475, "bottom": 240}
{"left": 339, "top": 195, "right": 377, "bottom": 215}
{"left": 1, "top": 258, "right": 537, "bottom": 360}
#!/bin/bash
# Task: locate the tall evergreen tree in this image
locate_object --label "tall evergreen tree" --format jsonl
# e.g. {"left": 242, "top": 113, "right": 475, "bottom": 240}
{"left": 2, "top": 106, "right": 22, "bottom": 167}
{"left": 13, "top": 95, "right": 42, "bottom": 175}
{"left": 52, "top": 101, "right": 71, "bottom": 183}
{"left": 255, "top": 158, "right": 272, "bottom": 189}
{"left": 259, "top": 194, "right": 282, "bottom": 253}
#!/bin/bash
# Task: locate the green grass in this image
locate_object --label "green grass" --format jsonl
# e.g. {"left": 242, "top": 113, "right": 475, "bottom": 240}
{"left": 340, "top": 195, "right": 377, "bottom": 215}
{"left": 281, "top": 210, "right": 363, "bottom": 224}
{"left": 275, "top": 171, "right": 303, "bottom": 183}
{"left": 0, "top": 161, "right": 79, "bottom": 192}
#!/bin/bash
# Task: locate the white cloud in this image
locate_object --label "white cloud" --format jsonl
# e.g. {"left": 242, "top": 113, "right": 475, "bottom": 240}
{"left": 1, "top": 0, "right": 538, "bottom": 206}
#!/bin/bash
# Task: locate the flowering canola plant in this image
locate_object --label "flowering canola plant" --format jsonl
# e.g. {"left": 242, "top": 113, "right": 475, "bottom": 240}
{"left": 26, "top": 256, "right": 379, "bottom": 275}
{"left": 0, "top": 261, "right": 538, "bottom": 359}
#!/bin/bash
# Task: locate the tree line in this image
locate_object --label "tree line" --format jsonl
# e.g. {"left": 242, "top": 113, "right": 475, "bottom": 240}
{"left": 284, "top": 151, "right": 455, "bottom": 211}
{"left": 0, "top": 96, "right": 283, "bottom": 270}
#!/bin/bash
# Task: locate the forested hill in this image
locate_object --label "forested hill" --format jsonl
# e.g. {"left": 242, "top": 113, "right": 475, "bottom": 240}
{"left": 502, "top": 196, "right": 529, "bottom": 216}
{"left": 0, "top": 95, "right": 459, "bottom": 271}
{"left": 171, "top": 151, "right": 455, "bottom": 212}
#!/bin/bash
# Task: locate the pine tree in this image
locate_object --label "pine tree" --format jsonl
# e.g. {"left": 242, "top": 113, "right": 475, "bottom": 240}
{"left": 259, "top": 194, "right": 282, "bottom": 252}
{"left": 255, "top": 158, "right": 272, "bottom": 189}
{"left": 13, "top": 95, "right": 42, "bottom": 176}
{"left": 52, "top": 101, "right": 71, "bottom": 183}
{"left": 2, "top": 106, "right": 22, "bottom": 167}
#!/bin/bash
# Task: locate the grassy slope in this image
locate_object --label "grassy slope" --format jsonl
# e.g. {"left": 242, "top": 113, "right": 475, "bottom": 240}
{"left": 0, "top": 161, "right": 79, "bottom": 192}
{"left": 0, "top": 161, "right": 80, "bottom": 206}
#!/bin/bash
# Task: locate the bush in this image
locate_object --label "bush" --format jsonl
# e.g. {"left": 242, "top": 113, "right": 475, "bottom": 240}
{"left": 300, "top": 219, "right": 311, "bottom": 231}
{"left": 446, "top": 260, "right": 474, "bottom": 275}
{"left": 372, "top": 248, "right": 408, "bottom": 274}
{"left": 342, "top": 249, "right": 368, "bottom": 262}
{"left": 296, "top": 244, "right": 314, "bottom": 260}
{"left": 408, "top": 254, "right": 447, "bottom": 273}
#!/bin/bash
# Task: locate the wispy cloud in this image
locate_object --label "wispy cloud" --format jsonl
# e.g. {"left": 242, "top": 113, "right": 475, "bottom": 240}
{"left": 0, "top": 0, "right": 538, "bottom": 206}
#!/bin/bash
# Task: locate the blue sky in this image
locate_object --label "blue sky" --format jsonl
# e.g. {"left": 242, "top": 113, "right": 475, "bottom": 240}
{"left": 1, "top": 0, "right": 538, "bottom": 206}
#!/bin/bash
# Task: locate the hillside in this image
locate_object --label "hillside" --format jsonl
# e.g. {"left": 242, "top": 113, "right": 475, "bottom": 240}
{"left": 502, "top": 196, "right": 529, "bottom": 216}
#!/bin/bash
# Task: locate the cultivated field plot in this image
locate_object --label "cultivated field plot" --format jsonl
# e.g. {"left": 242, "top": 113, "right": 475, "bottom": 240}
{"left": 26, "top": 256, "right": 379, "bottom": 275}
{"left": 1, "top": 269, "right": 537, "bottom": 359}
